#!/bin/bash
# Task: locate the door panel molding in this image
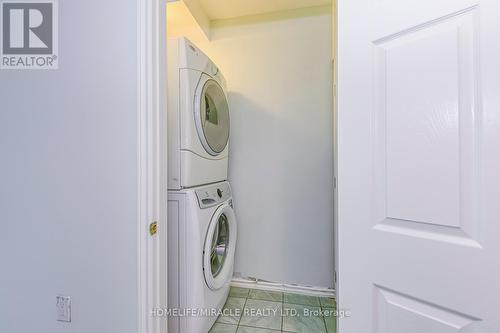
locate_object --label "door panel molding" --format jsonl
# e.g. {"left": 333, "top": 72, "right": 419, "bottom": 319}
{"left": 374, "top": 285, "right": 480, "bottom": 333}
{"left": 371, "top": 6, "right": 481, "bottom": 246}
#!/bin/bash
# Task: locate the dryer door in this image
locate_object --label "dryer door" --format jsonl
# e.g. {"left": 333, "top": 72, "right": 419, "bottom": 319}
{"left": 194, "top": 75, "right": 230, "bottom": 156}
{"left": 203, "top": 203, "right": 237, "bottom": 290}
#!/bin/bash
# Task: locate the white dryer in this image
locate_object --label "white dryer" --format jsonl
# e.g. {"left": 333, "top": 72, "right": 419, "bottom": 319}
{"left": 168, "top": 181, "right": 237, "bottom": 333}
{"left": 167, "top": 37, "right": 230, "bottom": 189}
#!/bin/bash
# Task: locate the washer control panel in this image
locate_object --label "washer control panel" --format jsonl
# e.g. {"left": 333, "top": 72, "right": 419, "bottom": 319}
{"left": 195, "top": 182, "right": 231, "bottom": 209}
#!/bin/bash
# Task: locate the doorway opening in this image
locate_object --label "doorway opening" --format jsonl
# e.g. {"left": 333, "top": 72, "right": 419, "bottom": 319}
{"left": 157, "top": 1, "right": 338, "bottom": 332}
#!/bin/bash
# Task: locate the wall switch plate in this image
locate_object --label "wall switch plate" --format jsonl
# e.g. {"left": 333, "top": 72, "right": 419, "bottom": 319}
{"left": 56, "top": 296, "right": 71, "bottom": 322}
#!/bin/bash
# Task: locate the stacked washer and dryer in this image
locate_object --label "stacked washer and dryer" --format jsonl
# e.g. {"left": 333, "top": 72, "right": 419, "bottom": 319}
{"left": 167, "top": 37, "right": 237, "bottom": 333}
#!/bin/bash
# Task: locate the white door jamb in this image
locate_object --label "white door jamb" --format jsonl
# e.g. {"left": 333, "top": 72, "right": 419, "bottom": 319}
{"left": 137, "top": 0, "right": 168, "bottom": 333}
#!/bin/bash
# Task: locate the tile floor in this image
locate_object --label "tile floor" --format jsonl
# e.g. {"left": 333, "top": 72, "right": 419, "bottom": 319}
{"left": 209, "top": 287, "right": 337, "bottom": 333}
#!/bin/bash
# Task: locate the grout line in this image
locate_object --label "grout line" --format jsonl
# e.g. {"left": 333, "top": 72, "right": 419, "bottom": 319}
{"left": 281, "top": 291, "right": 284, "bottom": 332}
{"left": 322, "top": 306, "right": 329, "bottom": 333}
{"left": 235, "top": 291, "right": 249, "bottom": 331}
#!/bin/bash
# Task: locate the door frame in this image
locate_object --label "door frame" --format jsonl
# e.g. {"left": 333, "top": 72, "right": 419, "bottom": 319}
{"left": 137, "top": 0, "right": 168, "bottom": 333}
{"left": 137, "top": 2, "right": 341, "bottom": 332}
{"left": 333, "top": 0, "right": 339, "bottom": 330}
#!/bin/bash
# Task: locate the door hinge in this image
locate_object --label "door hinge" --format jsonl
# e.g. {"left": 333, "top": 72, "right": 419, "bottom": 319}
{"left": 149, "top": 221, "right": 158, "bottom": 236}
{"left": 334, "top": 177, "right": 337, "bottom": 189}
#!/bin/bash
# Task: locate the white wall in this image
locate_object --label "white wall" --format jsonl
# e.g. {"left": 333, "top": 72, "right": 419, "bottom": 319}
{"left": 0, "top": 1, "right": 139, "bottom": 332}
{"left": 171, "top": 6, "right": 334, "bottom": 288}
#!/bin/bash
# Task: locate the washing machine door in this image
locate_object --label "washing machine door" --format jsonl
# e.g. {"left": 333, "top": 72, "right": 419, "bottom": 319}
{"left": 203, "top": 202, "right": 237, "bottom": 290}
{"left": 194, "top": 74, "right": 230, "bottom": 156}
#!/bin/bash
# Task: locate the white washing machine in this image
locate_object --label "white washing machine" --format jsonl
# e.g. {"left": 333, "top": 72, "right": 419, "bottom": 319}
{"left": 167, "top": 37, "right": 230, "bottom": 190}
{"left": 168, "top": 181, "right": 237, "bottom": 333}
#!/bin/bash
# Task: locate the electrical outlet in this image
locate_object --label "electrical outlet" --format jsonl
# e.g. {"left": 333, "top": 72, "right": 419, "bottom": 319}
{"left": 56, "top": 295, "right": 71, "bottom": 322}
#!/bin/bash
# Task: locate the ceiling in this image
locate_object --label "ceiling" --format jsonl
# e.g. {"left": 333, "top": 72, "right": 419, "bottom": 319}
{"left": 167, "top": 1, "right": 198, "bottom": 34}
{"left": 167, "top": 1, "right": 208, "bottom": 40}
{"left": 198, "top": 0, "right": 332, "bottom": 21}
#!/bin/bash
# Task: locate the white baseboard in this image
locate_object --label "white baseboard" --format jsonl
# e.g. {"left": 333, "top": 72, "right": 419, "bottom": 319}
{"left": 231, "top": 277, "right": 335, "bottom": 298}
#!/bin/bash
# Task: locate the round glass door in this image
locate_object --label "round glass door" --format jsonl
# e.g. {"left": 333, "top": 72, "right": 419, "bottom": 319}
{"left": 203, "top": 203, "right": 237, "bottom": 290}
{"left": 209, "top": 214, "right": 229, "bottom": 278}
{"left": 196, "top": 78, "right": 230, "bottom": 156}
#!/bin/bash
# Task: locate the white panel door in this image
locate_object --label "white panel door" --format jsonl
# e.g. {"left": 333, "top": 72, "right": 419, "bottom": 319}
{"left": 337, "top": 0, "right": 500, "bottom": 332}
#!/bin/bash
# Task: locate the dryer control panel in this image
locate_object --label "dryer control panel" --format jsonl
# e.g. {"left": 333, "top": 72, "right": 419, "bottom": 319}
{"left": 195, "top": 182, "right": 231, "bottom": 209}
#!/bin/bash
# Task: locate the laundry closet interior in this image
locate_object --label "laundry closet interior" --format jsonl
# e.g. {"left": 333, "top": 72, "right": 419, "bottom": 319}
{"left": 165, "top": 0, "right": 336, "bottom": 332}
